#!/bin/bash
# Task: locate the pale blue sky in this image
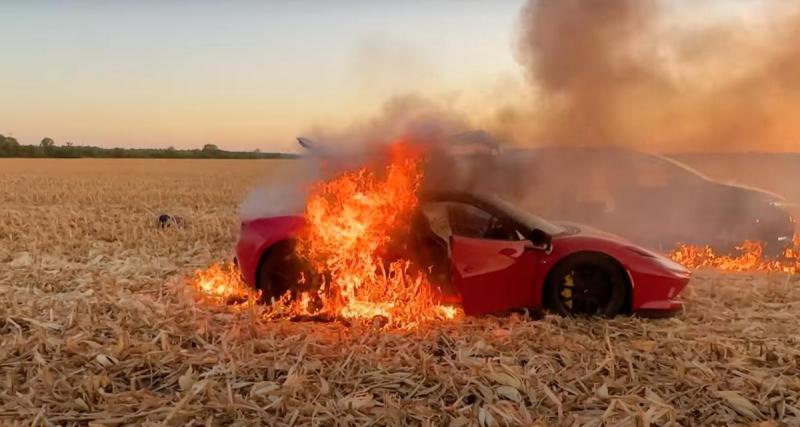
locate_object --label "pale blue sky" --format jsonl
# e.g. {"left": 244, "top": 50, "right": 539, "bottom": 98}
{"left": 0, "top": 0, "right": 767, "bottom": 151}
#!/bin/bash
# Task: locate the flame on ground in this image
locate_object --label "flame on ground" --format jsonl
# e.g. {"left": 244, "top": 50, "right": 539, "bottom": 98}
{"left": 189, "top": 262, "right": 256, "bottom": 305}
{"left": 669, "top": 236, "right": 799, "bottom": 274}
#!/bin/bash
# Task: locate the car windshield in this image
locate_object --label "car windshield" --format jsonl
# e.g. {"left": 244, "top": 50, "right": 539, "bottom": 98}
{"left": 652, "top": 154, "right": 712, "bottom": 182}
{"left": 480, "top": 194, "right": 566, "bottom": 236}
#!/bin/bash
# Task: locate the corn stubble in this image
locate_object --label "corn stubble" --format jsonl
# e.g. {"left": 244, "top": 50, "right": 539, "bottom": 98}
{"left": 1, "top": 158, "right": 799, "bottom": 426}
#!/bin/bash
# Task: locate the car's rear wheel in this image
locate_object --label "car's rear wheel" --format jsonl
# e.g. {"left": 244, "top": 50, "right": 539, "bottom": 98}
{"left": 545, "top": 253, "right": 628, "bottom": 317}
{"left": 257, "top": 240, "right": 318, "bottom": 304}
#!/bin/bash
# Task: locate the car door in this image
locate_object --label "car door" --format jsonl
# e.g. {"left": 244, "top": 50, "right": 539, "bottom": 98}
{"left": 451, "top": 236, "right": 539, "bottom": 315}
{"left": 443, "top": 202, "right": 541, "bottom": 315}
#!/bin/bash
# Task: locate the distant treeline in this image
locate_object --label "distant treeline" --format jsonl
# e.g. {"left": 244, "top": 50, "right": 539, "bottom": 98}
{"left": 0, "top": 135, "right": 300, "bottom": 159}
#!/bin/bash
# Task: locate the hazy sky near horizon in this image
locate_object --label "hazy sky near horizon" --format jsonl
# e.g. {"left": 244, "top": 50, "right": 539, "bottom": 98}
{"left": 2, "top": 1, "right": 527, "bottom": 151}
{"left": 1, "top": 0, "right": 771, "bottom": 152}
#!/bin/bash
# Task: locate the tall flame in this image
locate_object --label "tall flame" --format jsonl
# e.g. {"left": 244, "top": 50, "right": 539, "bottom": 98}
{"left": 296, "top": 142, "right": 456, "bottom": 327}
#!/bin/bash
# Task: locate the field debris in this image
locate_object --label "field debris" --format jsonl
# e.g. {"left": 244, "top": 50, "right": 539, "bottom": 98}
{"left": 2, "top": 159, "right": 800, "bottom": 426}
{"left": 157, "top": 214, "right": 185, "bottom": 229}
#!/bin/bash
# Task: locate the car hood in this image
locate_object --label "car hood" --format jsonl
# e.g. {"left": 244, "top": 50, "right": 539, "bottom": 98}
{"left": 720, "top": 182, "right": 787, "bottom": 202}
{"left": 553, "top": 220, "right": 631, "bottom": 243}
{"left": 551, "top": 220, "right": 690, "bottom": 276}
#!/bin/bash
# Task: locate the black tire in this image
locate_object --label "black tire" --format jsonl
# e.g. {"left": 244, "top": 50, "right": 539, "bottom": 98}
{"left": 544, "top": 252, "right": 628, "bottom": 317}
{"left": 257, "top": 240, "right": 319, "bottom": 304}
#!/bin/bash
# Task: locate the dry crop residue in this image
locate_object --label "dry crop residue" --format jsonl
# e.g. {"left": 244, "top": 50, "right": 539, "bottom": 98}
{"left": 2, "top": 159, "right": 799, "bottom": 426}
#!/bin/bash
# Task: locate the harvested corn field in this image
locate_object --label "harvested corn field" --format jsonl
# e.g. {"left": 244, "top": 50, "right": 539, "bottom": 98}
{"left": 2, "top": 159, "right": 799, "bottom": 426}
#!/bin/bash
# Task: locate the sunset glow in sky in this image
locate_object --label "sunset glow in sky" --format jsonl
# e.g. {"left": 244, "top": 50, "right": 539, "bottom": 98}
{"left": 1, "top": 0, "right": 787, "bottom": 152}
{"left": 1, "top": 1, "right": 523, "bottom": 151}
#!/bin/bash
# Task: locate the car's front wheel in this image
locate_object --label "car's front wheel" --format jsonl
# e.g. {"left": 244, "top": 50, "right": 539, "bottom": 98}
{"left": 544, "top": 253, "right": 628, "bottom": 317}
{"left": 257, "top": 240, "right": 319, "bottom": 304}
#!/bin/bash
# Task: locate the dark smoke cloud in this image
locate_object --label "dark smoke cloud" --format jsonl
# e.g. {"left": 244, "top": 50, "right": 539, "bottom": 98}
{"left": 514, "top": 0, "right": 665, "bottom": 148}
{"left": 304, "top": 94, "right": 476, "bottom": 189}
{"left": 506, "top": 0, "right": 800, "bottom": 153}
{"left": 241, "top": 94, "right": 476, "bottom": 220}
{"left": 307, "top": 94, "right": 470, "bottom": 151}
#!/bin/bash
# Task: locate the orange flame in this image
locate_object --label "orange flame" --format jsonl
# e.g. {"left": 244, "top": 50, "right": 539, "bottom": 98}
{"left": 296, "top": 142, "right": 458, "bottom": 327}
{"left": 669, "top": 237, "right": 799, "bottom": 274}
{"left": 189, "top": 262, "right": 255, "bottom": 305}
{"left": 187, "top": 141, "right": 460, "bottom": 328}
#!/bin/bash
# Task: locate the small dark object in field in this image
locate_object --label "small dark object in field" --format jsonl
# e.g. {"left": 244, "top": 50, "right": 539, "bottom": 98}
{"left": 157, "top": 214, "right": 185, "bottom": 229}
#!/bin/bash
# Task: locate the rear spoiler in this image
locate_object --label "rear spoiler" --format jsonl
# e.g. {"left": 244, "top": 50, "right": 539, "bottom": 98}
{"left": 297, "top": 137, "right": 332, "bottom": 157}
{"left": 297, "top": 137, "right": 315, "bottom": 151}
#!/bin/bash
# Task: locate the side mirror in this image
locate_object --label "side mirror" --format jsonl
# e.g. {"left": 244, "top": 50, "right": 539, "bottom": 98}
{"left": 524, "top": 229, "right": 553, "bottom": 253}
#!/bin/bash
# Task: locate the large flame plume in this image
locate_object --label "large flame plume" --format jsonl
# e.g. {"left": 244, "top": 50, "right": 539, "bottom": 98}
{"left": 669, "top": 236, "right": 799, "bottom": 274}
{"left": 190, "top": 141, "right": 459, "bottom": 328}
{"left": 296, "top": 141, "right": 457, "bottom": 326}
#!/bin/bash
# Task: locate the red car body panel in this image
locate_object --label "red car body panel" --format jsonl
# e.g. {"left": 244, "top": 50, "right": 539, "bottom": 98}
{"left": 543, "top": 232, "right": 690, "bottom": 313}
{"left": 450, "top": 236, "right": 540, "bottom": 315}
{"left": 235, "top": 213, "right": 690, "bottom": 317}
{"left": 235, "top": 216, "right": 304, "bottom": 286}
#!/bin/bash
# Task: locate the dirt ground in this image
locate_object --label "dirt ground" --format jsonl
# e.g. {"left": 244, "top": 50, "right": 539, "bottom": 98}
{"left": 1, "top": 158, "right": 799, "bottom": 426}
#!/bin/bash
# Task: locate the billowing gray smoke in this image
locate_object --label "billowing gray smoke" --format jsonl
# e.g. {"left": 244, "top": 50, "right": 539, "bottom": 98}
{"left": 297, "top": 94, "right": 500, "bottom": 195}
{"left": 491, "top": 0, "right": 799, "bottom": 251}
{"left": 514, "top": 0, "right": 662, "bottom": 148}
{"left": 505, "top": 0, "right": 800, "bottom": 153}
{"left": 239, "top": 95, "right": 475, "bottom": 220}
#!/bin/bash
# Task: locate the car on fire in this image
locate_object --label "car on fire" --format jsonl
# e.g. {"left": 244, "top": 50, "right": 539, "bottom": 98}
{"left": 235, "top": 191, "right": 692, "bottom": 317}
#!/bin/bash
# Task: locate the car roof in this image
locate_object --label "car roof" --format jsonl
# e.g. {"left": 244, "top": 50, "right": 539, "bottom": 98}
{"left": 501, "top": 145, "right": 712, "bottom": 181}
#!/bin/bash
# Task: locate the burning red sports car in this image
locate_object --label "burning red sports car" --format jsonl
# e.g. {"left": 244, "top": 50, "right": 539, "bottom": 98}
{"left": 235, "top": 190, "right": 691, "bottom": 318}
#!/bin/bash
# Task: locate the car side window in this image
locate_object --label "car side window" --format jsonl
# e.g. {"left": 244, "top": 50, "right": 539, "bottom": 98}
{"left": 421, "top": 201, "right": 521, "bottom": 241}
{"left": 447, "top": 203, "right": 493, "bottom": 238}
{"left": 420, "top": 202, "right": 453, "bottom": 244}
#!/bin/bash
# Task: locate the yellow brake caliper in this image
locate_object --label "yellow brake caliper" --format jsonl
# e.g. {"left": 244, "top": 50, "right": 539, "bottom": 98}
{"left": 561, "top": 272, "right": 575, "bottom": 309}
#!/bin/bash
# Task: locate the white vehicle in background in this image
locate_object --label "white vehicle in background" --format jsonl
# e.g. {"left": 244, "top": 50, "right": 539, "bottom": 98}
{"left": 473, "top": 144, "right": 796, "bottom": 256}
{"left": 295, "top": 132, "right": 795, "bottom": 255}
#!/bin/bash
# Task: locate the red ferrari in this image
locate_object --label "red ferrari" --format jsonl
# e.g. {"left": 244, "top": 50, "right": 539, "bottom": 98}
{"left": 235, "top": 191, "right": 691, "bottom": 317}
